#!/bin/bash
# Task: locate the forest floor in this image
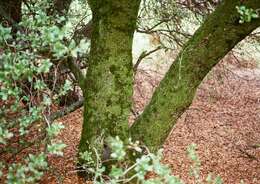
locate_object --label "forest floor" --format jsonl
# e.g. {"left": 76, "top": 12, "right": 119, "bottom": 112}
{"left": 41, "top": 54, "right": 260, "bottom": 184}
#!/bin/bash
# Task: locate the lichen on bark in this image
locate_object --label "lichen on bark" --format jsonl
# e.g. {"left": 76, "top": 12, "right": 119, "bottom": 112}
{"left": 130, "top": 0, "right": 260, "bottom": 151}
{"left": 78, "top": 0, "right": 141, "bottom": 158}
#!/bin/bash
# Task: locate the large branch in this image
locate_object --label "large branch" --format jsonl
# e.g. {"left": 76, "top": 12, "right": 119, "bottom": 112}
{"left": 130, "top": 0, "right": 260, "bottom": 151}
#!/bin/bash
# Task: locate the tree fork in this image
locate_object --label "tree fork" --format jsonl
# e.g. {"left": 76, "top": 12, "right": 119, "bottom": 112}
{"left": 130, "top": 0, "right": 260, "bottom": 151}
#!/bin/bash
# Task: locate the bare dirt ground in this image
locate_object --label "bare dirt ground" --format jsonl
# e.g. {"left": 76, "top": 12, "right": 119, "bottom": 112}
{"left": 41, "top": 55, "right": 260, "bottom": 184}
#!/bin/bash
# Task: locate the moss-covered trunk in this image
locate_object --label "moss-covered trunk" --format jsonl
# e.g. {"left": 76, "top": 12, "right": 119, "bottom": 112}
{"left": 78, "top": 0, "right": 140, "bottom": 156}
{"left": 130, "top": 0, "right": 260, "bottom": 151}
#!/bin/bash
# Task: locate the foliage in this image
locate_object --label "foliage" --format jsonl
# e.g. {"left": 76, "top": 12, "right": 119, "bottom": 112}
{"left": 236, "top": 5, "right": 259, "bottom": 24}
{"left": 0, "top": 0, "right": 88, "bottom": 183}
{"left": 78, "top": 136, "right": 222, "bottom": 184}
{"left": 7, "top": 153, "right": 48, "bottom": 184}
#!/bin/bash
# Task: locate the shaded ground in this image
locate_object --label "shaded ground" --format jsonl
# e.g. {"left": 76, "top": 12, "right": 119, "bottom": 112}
{"left": 41, "top": 55, "right": 260, "bottom": 184}
{"left": 163, "top": 57, "right": 260, "bottom": 184}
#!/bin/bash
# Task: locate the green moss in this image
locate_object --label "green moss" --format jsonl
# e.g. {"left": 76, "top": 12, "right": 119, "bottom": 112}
{"left": 130, "top": 0, "right": 260, "bottom": 151}
{"left": 78, "top": 0, "right": 141, "bottom": 160}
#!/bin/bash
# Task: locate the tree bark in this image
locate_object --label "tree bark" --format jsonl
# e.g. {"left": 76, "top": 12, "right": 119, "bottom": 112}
{"left": 78, "top": 0, "right": 141, "bottom": 156}
{"left": 130, "top": 0, "right": 260, "bottom": 151}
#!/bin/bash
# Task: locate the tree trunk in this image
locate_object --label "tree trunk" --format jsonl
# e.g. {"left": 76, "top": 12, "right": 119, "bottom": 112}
{"left": 78, "top": 0, "right": 140, "bottom": 157}
{"left": 130, "top": 0, "right": 260, "bottom": 151}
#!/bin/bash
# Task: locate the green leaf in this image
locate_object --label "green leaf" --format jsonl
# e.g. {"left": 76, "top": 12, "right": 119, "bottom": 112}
{"left": 79, "top": 151, "right": 94, "bottom": 165}
{"left": 47, "top": 142, "right": 66, "bottom": 156}
{"left": 135, "top": 155, "right": 153, "bottom": 180}
{"left": 52, "top": 41, "right": 68, "bottom": 58}
{"left": 0, "top": 127, "right": 13, "bottom": 144}
{"left": 109, "top": 166, "right": 124, "bottom": 180}
{"left": 214, "top": 176, "right": 223, "bottom": 184}
{"left": 0, "top": 24, "right": 12, "bottom": 43}
{"left": 34, "top": 80, "right": 47, "bottom": 90}
{"left": 37, "top": 59, "right": 53, "bottom": 73}
{"left": 43, "top": 95, "right": 52, "bottom": 106}
{"left": 46, "top": 122, "right": 64, "bottom": 137}
{"left": 107, "top": 136, "right": 126, "bottom": 161}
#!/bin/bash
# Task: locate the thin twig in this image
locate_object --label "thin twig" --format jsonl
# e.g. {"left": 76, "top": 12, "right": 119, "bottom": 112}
{"left": 133, "top": 46, "right": 162, "bottom": 73}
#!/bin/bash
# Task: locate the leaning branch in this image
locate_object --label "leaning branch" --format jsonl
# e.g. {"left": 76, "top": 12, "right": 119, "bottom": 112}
{"left": 50, "top": 98, "right": 84, "bottom": 121}
{"left": 130, "top": 0, "right": 260, "bottom": 151}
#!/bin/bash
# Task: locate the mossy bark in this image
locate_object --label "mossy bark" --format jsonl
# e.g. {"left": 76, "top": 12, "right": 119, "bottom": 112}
{"left": 78, "top": 0, "right": 140, "bottom": 156}
{"left": 130, "top": 0, "right": 260, "bottom": 151}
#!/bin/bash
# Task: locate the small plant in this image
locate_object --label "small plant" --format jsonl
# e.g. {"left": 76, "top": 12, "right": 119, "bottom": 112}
{"left": 78, "top": 136, "right": 183, "bottom": 184}
{"left": 78, "top": 137, "right": 223, "bottom": 184}
{"left": 236, "top": 6, "right": 259, "bottom": 24}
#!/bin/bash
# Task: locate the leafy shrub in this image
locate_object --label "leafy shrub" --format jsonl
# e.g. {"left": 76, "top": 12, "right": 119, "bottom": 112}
{"left": 236, "top": 5, "right": 259, "bottom": 24}
{"left": 0, "top": 0, "right": 88, "bottom": 183}
{"left": 78, "top": 136, "right": 223, "bottom": 184}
